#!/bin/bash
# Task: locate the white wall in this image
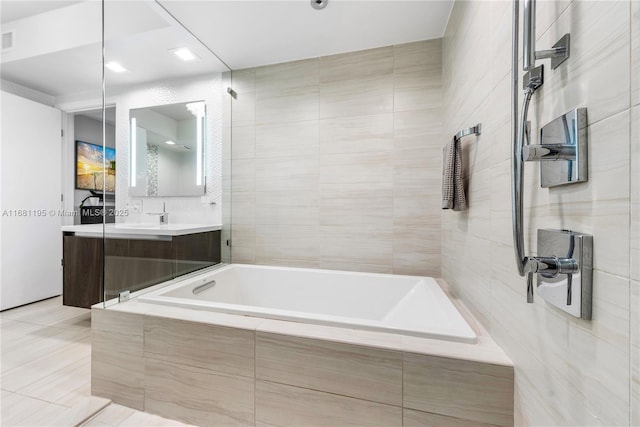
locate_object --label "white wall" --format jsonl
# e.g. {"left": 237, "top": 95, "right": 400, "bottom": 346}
{"left": 0, "top": 79, "right": 55, "bottom": 106}
{"left": 0, "top": 91, "right": 62, "bottom": 309}
{"left": 441, "top": 1, "right": 638, "bottom": 425}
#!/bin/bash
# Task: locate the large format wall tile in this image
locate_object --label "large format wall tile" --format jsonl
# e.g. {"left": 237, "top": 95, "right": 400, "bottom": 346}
{"left": 319, "top": 223, "right": 394, "bottom": 274}
{"left": 633, "top": 0, "right": 640, "bottom": 107}
{"left": 144, "top": 358, "right": 254, "bottom": 427}
{"left": 403, "top": 352, "right": 514, "bottom": 426}
{"left": 394, "top": 40, "right": 442, "bottom": 114}
{"left": 394, "top": 40, "right": 442, "bottom": 72}
{"left": 631, "top": 105, "right": 639, "bottom": 282}
{"left": 320, "top": 75, "right": 394, "bottom": 120}
{"left": 630, "top": 102, "right": 639, "bottom": 427}
{"left": 256, "top": 58, "right": 319, "bottom": 94}
{"left": 256, "top": 191, "right": 318, "bottom": 226}
{"left": 231, "top": 125, "right": 255, "bottom": 160}
{"left": 392, "top": 222, "right": 441, "bottom": 276}
{"left": 535, "top": 0, "right": 631, "bottom": 127}
{"left": 319, "top": 188, "right": 392, "bottom": 227}
{"left": 255, "top": 380, "right": 402, "bottom": 427}
{"left": 319, "top": 113, "right": 393, "bottom": 155}
{"left": 320, "top": 151, "right": 393, "bottom": 191}
{"left": 256, "top": 87, "right": 319, "bottom": 125}
{"left": 231, "top": 68, "right": 256, "bottom": 95}
{"left": 565, "top": 272, "right": 630, "bottom": 426}
{"left": 256, "top": 120, "right": 319, "bottom": 159}
{"left": 144, "top": 316, "right": 254, "bottom": 378}
{"left": 255, "top": 224, "right": 319, "bottom": 268}
{"left": 231, "top": 91, "right": 255, "bottom": 128}
{"left": 230, "top": 40, "right": 443, "bottom": 275}
{"left": 632, "top": 280, "right": 640, "bottom": 427}
{"left": 403, "top": 408, "right": 495, "bottom": 427}
{"left": 91, "top": 310, "right": 144, "bottom": 410}
{"left": 256, "top": 332, "right": 402, "bottom": 406}
{"left": 231, "top": 159, "right": 256, "bottom": 194}
{"left": 320, "top": 46, "right": 393, "bottom": 84}
{"left": 255, "top": 155, "right": 319, "bottom": 192}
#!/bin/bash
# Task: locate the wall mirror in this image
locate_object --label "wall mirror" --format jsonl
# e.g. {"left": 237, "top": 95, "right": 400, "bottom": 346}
{"left": 129, "top": 101, "right": 206, "bottom": 197}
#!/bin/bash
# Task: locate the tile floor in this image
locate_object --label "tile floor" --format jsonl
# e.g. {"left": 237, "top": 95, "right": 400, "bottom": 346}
{"left": 1, "top": 296, "right": 192, "bottom": 426}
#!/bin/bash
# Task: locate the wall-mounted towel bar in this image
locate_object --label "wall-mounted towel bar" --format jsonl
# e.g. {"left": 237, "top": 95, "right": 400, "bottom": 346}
{"left": 454, "top": 123, "right": 481, "bottom": 141}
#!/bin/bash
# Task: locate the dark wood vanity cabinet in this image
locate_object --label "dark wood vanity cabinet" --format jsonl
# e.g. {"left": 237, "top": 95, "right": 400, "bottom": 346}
{"left": 62, "top": 230, "right": 221, "bottom": 308}
{"left": 62, "top": 235, "right": 104, "bottom": 309}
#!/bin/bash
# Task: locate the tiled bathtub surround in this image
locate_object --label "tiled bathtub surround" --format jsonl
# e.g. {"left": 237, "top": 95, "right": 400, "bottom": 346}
{"left": 442, "top": 1, "right": 639, "bottom": 426}
{"left": 230, "top": 40, "right": 443, "bottom": 276}
{"left": 91, "top": 293, "right": 514, "bottom": 427}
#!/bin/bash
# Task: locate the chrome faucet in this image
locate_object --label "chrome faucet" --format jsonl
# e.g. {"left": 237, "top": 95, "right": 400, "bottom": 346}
{"left": 147, "top": 202, "right": 169, "bottom": 225}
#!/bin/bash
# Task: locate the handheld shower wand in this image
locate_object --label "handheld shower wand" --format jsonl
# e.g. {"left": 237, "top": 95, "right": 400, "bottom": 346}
{"left": 510, "top": 0, "right": 571, "bottom": 302}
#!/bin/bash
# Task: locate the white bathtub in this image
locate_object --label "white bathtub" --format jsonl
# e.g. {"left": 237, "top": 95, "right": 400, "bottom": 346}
{"left": 138, "top": 264, "right": 477, "bottom": 344}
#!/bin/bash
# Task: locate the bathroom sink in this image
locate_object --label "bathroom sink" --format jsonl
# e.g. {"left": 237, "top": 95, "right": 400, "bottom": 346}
{"left": 114, "top": 223, "right": 165, "bottom": 230}
{"left": 109, "top": 223, "right": 222, "bottom": 235}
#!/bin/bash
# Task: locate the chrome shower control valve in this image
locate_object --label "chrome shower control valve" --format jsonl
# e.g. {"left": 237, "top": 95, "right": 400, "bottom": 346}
{"left": 524, "top": 256, "right": 579, "bottom": 277}
{"left": 522, "top": 144, "right": 576, "bottom": 162}
{"left": 526, "top": 229, "right": 593, "bottom": 320}
{"left": 525, "top": 108, "right": 588, "bottom": 187}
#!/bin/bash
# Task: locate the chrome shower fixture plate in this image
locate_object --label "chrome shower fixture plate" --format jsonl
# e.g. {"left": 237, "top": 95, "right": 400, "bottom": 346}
{"left": 535, "top": 229, "right": 593, "bottom": 319}
{"left": 528, "top": 108, "right": 588, "bottom": 188}
{"left": 544, "top": 33, "right": 570, "bottom": 70}
{"left": 523, "top": 65, "right": 543, "bottom": 91}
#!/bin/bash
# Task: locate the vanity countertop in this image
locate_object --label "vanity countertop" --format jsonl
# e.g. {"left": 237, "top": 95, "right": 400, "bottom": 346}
{"left": 61, "top": 223, "right": 222, "bottom": 238}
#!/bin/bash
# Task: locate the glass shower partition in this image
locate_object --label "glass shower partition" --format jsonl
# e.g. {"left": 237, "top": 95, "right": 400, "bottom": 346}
{"left": 102, "top": 0, "right": 232, "bottom": 306}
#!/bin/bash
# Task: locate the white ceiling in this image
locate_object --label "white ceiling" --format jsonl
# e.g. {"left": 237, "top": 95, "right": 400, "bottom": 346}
{"left": 0, "top": 0, "right": 453, "bottom": 99}
{"left": 0, "top": 1, "right": 83, "bottom": 24}
{"left": 0, "top": 1, "right": 229, "bottom": 97}
{"left": 158, "top": 0, "right": 453, "bottom": 70}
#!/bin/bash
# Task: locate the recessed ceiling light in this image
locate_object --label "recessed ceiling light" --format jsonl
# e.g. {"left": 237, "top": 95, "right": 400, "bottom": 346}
{"left": 105, "top": 61, "right": 127, "bottom": 73}
{"left": 164, "top": 140, "right": 176, "bottom": 145}
{"left": 171, "top": 47, "right": 198, "bottom": 62}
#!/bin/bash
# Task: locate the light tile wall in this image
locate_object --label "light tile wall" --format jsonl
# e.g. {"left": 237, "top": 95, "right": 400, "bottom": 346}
{"left": 230, "top": 41, "right": 443, "bottom": 276}
{"left": 91, "top": 310, "right": 144, "bottom": 410}
{"left": 442, "top": 1, "right": 637, "bottom": 426}
{"left": 630, "top": 2, "right": 639, "bottom": 425}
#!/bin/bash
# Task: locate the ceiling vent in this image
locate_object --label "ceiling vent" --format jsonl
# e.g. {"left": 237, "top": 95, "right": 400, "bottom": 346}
{"left": 2, "top": 31, "right": 14, "bottom": 50}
